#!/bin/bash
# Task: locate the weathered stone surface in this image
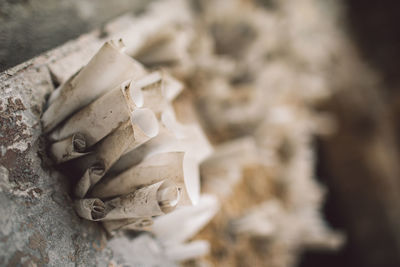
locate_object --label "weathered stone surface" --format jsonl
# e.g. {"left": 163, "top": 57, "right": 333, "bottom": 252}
{"left": 0, "top": 22, "right": 131, "bottom": 267}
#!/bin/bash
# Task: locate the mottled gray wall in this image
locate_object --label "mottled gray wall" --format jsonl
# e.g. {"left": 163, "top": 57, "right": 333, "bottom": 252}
{"left": 0, "top": 0, "right": 148, "bottom": 71}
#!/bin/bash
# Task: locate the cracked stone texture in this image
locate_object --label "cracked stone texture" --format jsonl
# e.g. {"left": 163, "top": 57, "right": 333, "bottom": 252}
{"left": 0, "top": 21, "right": 134, "bottom": 267}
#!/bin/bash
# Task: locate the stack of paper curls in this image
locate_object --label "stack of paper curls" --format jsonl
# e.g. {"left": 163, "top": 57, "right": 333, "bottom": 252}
{"left": 43, "top": 0, "right": 346, "bottom": 266}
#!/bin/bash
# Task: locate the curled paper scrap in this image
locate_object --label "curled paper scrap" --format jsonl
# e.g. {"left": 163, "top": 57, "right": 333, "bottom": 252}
{"left": 110, "top": 109, "right": 212, "bottom": 204}
{"left": 49, "top": 80, "right": 143, "bottom": 147}
{"left": 133, "top": 71, "right": 184, "bottom": 117}
{"left": 110, "top": 121, "right": 179, "bottom": 174}
{"left": 42, "top": 40, "right": 146, "bottom": 132}
{"left": 127, "top": 108, "right": 159, "bottom": 151}
{"left": 111, "top": 108, "right": 191, "bottom": 173}
{"left": 125, "top": 71, "right": 161, "bottom": 108}
{"left": 75, "top": 180, "right": 179, "bottom": 221}
{"left": 74, "top": 121, "right": 135, "bottom": 198}
{"left": 49, "top": 133, "right": 88, "bottom": 164}
{"left": 73, "top": 111, "right": 159, "bottom": 198}
{"left": 91, "top": 152, "right": 192, "bottom": 205}
{"left": 123, "top": 71, "right": 182, "bottom": 117}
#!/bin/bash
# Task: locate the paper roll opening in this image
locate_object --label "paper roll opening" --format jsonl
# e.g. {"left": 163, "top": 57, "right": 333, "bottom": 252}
{"left": 127, "top": 80, "right": 144, "bottom": 107}
{"left": 131, "top": 108, "right": 159, "bottom": 138}
{"left": 72, "top": 133, "right": 87, "bottom": 152}
{"left": 157, "top": 180, "right": 181, "bottom": 213}
{"left": 90, "top": 161, "right": 106, "bottom": 176}
{"left": 91, "top": 199, "right": 106, "bottom": 220}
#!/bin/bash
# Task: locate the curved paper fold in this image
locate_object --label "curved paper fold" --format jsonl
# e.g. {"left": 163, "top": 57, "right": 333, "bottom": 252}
{"left": 49, "top": 133, "right": 88, "bottom": 163}
{"left": 103, "top": 180, "right": 179, "bottom": 220}
{"left": 74, "top": 121, "right": 135, "bottom": 198}
{"left": 91, "top": 152, "right": 192, "bottom": 205}
{"left": 75, "top": 181, "right": 178, "bottom": 221}
{"left": 42, "top": 40, "right": 145, "bottom": 132}
{"left": 127, "top": 72, "right": 162, "bottom": 108}
{"left": 109, "top": 110, "right": 212, "bottom": 204}
{"left": 129, "top": 108, "right": 159, "bottom": 145}
{"left": 49, "top": 81, "right": 136, "bottom": 146}
{"left": 110, "top": 122, "right": 178, "bottom": 174}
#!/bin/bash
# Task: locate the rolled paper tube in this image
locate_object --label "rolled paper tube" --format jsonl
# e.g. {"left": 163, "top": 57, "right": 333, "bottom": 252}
{"left": 74, "top": 109, "right": 159, "bottom": 198}
{"left": 124, "top": 71, "right": 162, "bottom": 109}
{"left": 49, "top": 133, "right": 88, "bottom": 164}
{"left": 42, "top": 40, "right": 146, "bottom": 132}
{"left": 103, "top": 180, "right": 180, "bottom": 220}
{"left": 49, "top": 80, "right": 147, "bottom": 147}
{"left": 75, "top": 164, "right": 105, "bottom": 199}
{"left": 102, "top": 217, "right": 153, "bottom": 234}
{"left": 111, "top": 141, "right": 201, "bottom": 206}
{"left": 134, "top": 71, "right": 183, "bottom": 116}
{"left": 74, "top": 121, "right": 135, "bottom": 198}
{"left": 126, "top": 108, "right": 159, "bottom": 151}
{"left": 110, "top": 121, "right": 179, "bottom": 174}
{"left": 112, "top": 108, "right": 211, "bottom": 174}
{"left": 91, "top": 152, "right": 192, "bottom": 205}
{"left": 74, "top": 198, "right": 108, "bottom": 221}
{"left": 109, "top": 111, "right": 210, "bottom": 204}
